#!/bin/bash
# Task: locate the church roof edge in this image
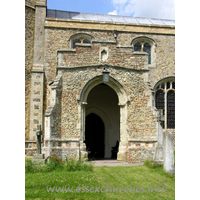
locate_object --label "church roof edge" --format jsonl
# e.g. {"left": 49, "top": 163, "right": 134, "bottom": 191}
{"left": 46, "top": 9, "right": 175, "bottom": 26}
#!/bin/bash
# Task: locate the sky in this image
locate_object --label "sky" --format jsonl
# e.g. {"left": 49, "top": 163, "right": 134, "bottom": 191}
{"left": 47, "top": 0, "right": 175, "bottom": 20}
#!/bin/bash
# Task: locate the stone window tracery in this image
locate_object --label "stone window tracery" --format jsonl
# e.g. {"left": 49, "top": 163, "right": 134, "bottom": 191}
{"left": 131, "top": 36, "right": 156, "bottom": 65}
{"left": 69, "top": 33, "right": 93, "bottom": 49}
{"left": 155, "top": 79, "right": 175, "bottom": 129}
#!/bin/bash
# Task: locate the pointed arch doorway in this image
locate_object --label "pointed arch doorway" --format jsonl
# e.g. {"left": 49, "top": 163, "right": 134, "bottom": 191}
{"left": 85, "top": 83, "right": 120, "bottom": 159}
{"left": 78, "top": 75, "right": 129, "bottom": 161}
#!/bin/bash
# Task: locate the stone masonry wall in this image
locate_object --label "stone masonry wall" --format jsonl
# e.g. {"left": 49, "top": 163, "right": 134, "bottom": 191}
{"left": 25, "top": 4, "right": 35, "bottom": 140}
{"left": 44, "top": 27, "right": 175, "bottom": 112}
{"left": 148, "top": 35, "right": 175, "bottom": 87}
{"left": 44, "top": 28, "right": 175, "bottom": 79}
{"left": 25, "top": 0, "right": 36, "bottom": 8}
{"left": 44, "top": 63, "right": 158, "bottom": 161}
{"left": 26, "top": 12, "right": 175, "bottom": 161}
{"left": 59, "top": 45, "right": 147, "bottom": 69}
{"left": 60, "top": 67, "right": 157, "bottom": 139}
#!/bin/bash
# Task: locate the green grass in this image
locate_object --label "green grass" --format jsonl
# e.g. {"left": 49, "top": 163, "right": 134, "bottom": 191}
{"left": 25, "top": 156, "right": 93, "bottom": 173}
{"left": 25, "top": 159, "right": 175, "bottom": 200}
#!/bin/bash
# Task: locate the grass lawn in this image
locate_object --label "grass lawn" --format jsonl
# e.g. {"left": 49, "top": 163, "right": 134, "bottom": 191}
{"left": 25, "top": 160, "right": 175, "bottom": 200}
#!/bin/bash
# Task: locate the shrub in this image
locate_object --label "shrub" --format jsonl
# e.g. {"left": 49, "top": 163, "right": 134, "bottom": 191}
{"left": 25, "top": 158, "right": 34, "bottom": 173}
{"left": 25, "top": 154, "right": 93, "bottom": 173}
{"left": 65, "top": 158, "right": 93, "bottom": 172}
{"left": 45, "top": 154, "right": 65, "bottom": 172}
{"left": 25, "top": 158, "right": 44, "bottom": 173}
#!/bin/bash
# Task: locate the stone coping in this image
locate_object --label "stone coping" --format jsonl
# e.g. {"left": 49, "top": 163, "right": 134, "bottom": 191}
{"left": 57, "top": 64, "right": 149, "bottom": 72}
{"left": 44, "top": 19, "right": 175, "bottom": 35}
{"left": 57, "top": 49, "right": 76, "bottom": 53}
{"left": 116, "top": 45, "right": 133, "bottom": 49}
{"left": 92, "top": 40, "right": 116, "bottom": 44}
{"left": 45, "top": 17, "right": 175, "bottom": 29}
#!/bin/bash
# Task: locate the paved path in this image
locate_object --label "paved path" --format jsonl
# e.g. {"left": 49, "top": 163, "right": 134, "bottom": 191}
{"left": 89, "top": 160, "right": 144, "bottom": 167}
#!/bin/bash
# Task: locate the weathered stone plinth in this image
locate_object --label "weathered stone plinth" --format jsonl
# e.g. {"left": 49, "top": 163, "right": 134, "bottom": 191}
{"left": 163, "top": 130, "right": 175, "bottom": 175}
{"left": 154, "top": 146, "right": 164, "bottom": 164}
{"left": 32, "top": 153, "right": 47, "bottom": 164}
{"left": 117, "top": 147, "right": 127, "bottom": 162}
{"left": 154, "top": 110, "right": 164, "bottom": 163}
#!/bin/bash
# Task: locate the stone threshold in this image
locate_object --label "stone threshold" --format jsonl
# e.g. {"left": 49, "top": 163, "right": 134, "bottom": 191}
{"left": 89, "top": 160, "right": 144, "bottom": 167}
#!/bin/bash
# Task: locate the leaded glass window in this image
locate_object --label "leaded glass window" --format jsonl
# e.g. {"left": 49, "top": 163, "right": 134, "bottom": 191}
{"left": 155, "top": 80, "right": 175, "bottom": 129}
{"left": 155, "top": 90, "right": 164, "bottom": 111}
{"left": 144, "top": 43, "right": 151, "bottom": 64}
{"left": 172, "top": 82, "right": 175, "bottom": 89}
{"left": 167, "top": 82, "right": 170, "bottom": 89}
{"left": 134, "top": 42, "right": 151, "bottom": 64}
{"left": 70, "top": 33, "right": 93, "bottom": 49}
{"left": 155, "top": 90, "right": 165, "bottom": 128}
{"left": 167, "top": 90, "right": 175, "bottom": 129}
{"left": 132, "top": 37, "right": 155, "bottom": 65}
{"left": 73, "top": 39, "right": 81, "bottom": 48}
{"left": 134, "top": 43, "right": 141, "bottom": 52}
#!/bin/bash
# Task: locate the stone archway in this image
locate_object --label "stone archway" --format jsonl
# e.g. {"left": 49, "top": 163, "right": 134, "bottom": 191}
{"left": 78, "top": 75, "right": 129, "bottom": 161}
{"left": 85, "top": 84, "right": 120, "bottom": 159}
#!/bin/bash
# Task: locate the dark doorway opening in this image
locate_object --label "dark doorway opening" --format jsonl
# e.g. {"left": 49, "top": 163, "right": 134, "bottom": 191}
{"left": 85, "top": 113, "right": 105, "bottom": 159}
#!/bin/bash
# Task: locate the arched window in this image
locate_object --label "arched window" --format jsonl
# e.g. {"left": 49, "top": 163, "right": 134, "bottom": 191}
{"left": 155, "top": 79, "right": 175, "bottom": 129}
{"left": 69, "top": 33, "right": 94, "bottom": 49}
{"left": 131, "top": 36, "right": 156, "bottom": 65}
